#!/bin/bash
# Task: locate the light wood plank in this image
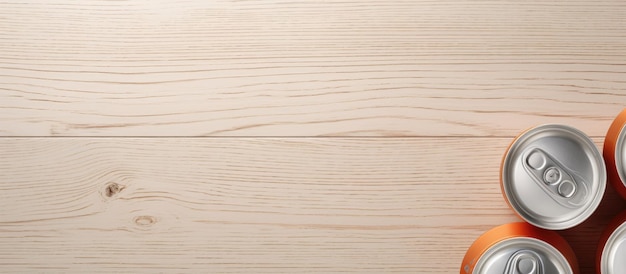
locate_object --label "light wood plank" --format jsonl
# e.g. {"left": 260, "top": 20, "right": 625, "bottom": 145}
{"left": 1, "top": 0, "right": 625, "bottom": 136}
{"left": 0, "top": 138, "right": 623, "bottom": 273}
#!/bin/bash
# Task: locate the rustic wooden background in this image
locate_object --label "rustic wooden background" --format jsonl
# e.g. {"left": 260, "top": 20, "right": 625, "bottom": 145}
{"left": 1, "top": 1, "right": 626, "bottom": 273}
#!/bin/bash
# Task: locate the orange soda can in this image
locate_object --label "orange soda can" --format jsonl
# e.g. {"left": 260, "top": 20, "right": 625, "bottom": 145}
{"left": 596, "top": 211, "right": 626, "bottom": 273}
{"left": 501, "top": 125, "right": 606, "bottom": 230}
{"left": 461, "top": 222, "right": 579, "bottom": 274}
{"left": 603, "top": 109, "right": 626, "bottom": 199}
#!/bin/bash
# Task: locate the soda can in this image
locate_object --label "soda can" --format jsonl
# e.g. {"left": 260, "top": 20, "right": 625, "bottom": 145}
{"left": 501, "top": 124, "right": 606, "bottom": 230}
{"left": 460, "top": 222, "right": 578, "bottom": 274}
{"left": 603, "top": 108, "right": 626, "bottom": 199}
{"left": 597, "top": 211, "right": 626, "bottom": 274}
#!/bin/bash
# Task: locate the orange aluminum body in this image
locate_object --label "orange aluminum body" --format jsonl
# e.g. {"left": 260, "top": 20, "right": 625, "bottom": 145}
{"left": 596, "top": 211, "right": 626, "bottom": 274}
{"left": 603, "top": 109, "right": 626, "bottom": 199}
{"left": 460, "top": 222, "right": 578, "bottom": 274}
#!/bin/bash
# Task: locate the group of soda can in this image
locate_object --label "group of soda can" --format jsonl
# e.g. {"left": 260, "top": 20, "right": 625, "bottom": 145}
{"left": 461, "top": 109, "right": 626, "bottom": 274}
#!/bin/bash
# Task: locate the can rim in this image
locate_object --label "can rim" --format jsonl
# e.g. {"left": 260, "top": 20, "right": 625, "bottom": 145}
{"left": 501, "top": 124, "right": 606, "bottom": 230}
{"left": 601, "top": 220, "right": 626, "bottom": 273}
{"left": 474, "top": 237, "right": 573, "bottom": 274}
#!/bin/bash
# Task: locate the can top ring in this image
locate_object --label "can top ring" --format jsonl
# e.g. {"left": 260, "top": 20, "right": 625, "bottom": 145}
{"left": 502, "top": 124, "right": 606, "bottom": 230}
{"left": 601, "top": 221, "right": 626, "bottom": 274}
{"left": 474, "top": 237, "right": 573, "bottom": 274}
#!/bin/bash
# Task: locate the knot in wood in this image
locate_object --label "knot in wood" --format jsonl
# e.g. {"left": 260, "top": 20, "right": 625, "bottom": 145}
{"left": 134, "top": 215, "right": 157, "bottom": 227}
{"left": 104, "top": 182, "right": 125, "bottom": 197}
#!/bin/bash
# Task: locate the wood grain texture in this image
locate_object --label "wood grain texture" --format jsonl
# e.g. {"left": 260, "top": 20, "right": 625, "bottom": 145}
{"left": 0, "top": 138, "right": 623, "bottom": 273}
{"left": 1, "top": 0, "right": 626, "bottom": 136}
{"left": 2, "top": 1, "right": 626, "bottom": 273}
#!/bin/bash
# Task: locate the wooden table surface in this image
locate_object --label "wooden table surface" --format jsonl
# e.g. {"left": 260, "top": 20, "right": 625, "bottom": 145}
{"left": 2, "top": 1, "right": 626, "bottom": 273}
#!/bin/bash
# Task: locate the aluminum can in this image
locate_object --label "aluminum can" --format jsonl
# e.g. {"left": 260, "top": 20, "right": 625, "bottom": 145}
{"left": 603, "top": 109, "right": 626, "bottom": 199}
{"left": 501, "top": 124, "right": 606, "bottom": 230}
{"left": 460, "top": 222, "right": 578, "bottom": 274}
{"left": 596, "top": 211, "right": 626, "bottom": 274}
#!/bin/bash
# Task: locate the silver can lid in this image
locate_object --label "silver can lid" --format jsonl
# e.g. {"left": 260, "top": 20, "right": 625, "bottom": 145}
{"left": 614, "top": 124, "right": 626, "bottom": 188}
{"left": 601, "top": 221, "right": 626, "bottom": 274}
{"left": 473, "top": 237, "right": 573, "bottom": 274}
{"left": 502, "top": 124, "right": 606, "bottom": 230}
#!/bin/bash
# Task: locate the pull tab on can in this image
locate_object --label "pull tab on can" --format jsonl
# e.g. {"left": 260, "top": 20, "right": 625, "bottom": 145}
{"left": 522, "top": 148, "right": 589, "bottom": 208}
{"left": 504, "top": 250, "right": 544, "bottom": 274}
